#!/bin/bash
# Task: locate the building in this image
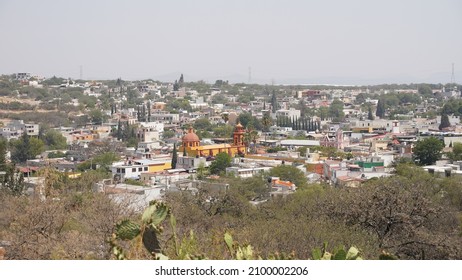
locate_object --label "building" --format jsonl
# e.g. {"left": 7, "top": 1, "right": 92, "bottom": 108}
{"left": 176, "top": 156, "right": 207, "bottom": 172}
{"left": 276, "top": 108, "right": 301, "bottom": 120}
{"left": 179, "top": 123, "right": 246, "bottom": 157}
{"left": 149, "top": 111, "right": 180, "bottom": 124}
{"left": 111, "top": 158, "right": 172, "bottom": 180}
{"left": 320, "top": 127, "right": 351, "bottom": 150}
{"left": 15, "top": 72, "right": 31, "bottom": 80}
{"left": 136, "top": 122, "right": 164, "bottom": 142}
{"left": 0, "top": 120, "right": 39, "bottom": 140}
{"left": 226, "top": 166, "right": 271, "bottom": 178}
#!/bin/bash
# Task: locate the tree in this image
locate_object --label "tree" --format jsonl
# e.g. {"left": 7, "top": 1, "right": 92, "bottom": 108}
{"left": 328, "top": 99, "right": 344, "bottom": 122}
{"left": 43, "top": 129, "right": 67, "bottom": 150}
{"left": 325, "top": 175, "right": 458, "bottom": 259}
{"left": 237, "top": 112, "right": 253, "bottom": 128}
{"left": 268, "top": 165, "right": 308, "bottom": 189}
{"left": 178, "top": 74, "right": 184, "bottom": 87}
{"left": 261, "top": 111, "right": 272, "bottom": 132}
{"left": 439, "top": 114, "right": 451, "bottom": 130}
{"left": 193, "top": 118, "right": 212, "bottom": 131}
{"left": 0, "top": 138, "right": 7, "bottom": 171}
{"left": 318, "top": 107, "right": 329, "bottom": 121}
{"left": 209, "top": 152, "right": 232, "bottom": 175}
{"left": 2, "top": 164, "right": 24, "bottom": 196}
{"left": 447, "top": 142, "right": 462, "bottom": 162}
{"left": 355, "top": 92, "right": 366, "bottom": 104}
{"left": 413, "top": 137, "right": 444, "bottom": 165}
{"left": 418, "top": 84, "right": 433, "bottom": 96}
{"left": 376, "top": 99, "right": 385, "bottom": 118}
{"left": 173, "top": 80, "right": 179, "bottom": 91}
{"left": 90, "top": 109, "right": 105, "bottom": 125}
{"left": 11, "top": 131, "right": 31, "bottom": 163}
{"left": 29, "top": 137, "right": 45, "bottom": 159}
{"left": 271, "top": 91, "right": 277, "bottom": 113}
{"left": 367, "top": 106, "right": 374, "bottom": 120}
{"left": 162, "top": 130, "right": 175, "bottom": 139}
{"left": 171, "top": 143, "right": 178, "bottom": 169}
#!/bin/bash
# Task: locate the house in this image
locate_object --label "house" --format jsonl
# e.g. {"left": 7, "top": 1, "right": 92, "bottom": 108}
{"left": 176, "top": 156, "right": 207, "bottom": 172}
{"left": 226, "top": 166, "right": 271, "bottom": 178}
{"left": 269, "top": 177, "right": 296, "bottom": 197}
{"left": 136, "top": 122, "right": 164, "bottom": 142}
{"left": 276, "top": 108, "right": 301, "bottom": 120}
{"left": 111, "top": 157, "right": 172, "bottom": 180}
{"left": 0, "top": 120, "right": 39, "bottom": 140}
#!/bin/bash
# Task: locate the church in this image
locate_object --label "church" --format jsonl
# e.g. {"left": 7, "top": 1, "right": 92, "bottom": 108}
{"left": 179, "top": 123, "right": 246, "bottom": 157}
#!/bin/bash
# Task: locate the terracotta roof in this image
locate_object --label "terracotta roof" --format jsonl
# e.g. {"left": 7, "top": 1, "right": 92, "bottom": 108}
{"left": 182, "top": 127, "right": 200, "bottom": 142}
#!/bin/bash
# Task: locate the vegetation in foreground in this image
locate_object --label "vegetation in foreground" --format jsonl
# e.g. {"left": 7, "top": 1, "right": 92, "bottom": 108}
{"left": 1, "top": 163, "right": 462, "bottom": 260}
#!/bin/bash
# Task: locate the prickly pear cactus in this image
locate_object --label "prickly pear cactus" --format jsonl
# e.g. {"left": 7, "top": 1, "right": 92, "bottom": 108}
{"left": 109, "top": 200, "right": 170, "bottom": 259}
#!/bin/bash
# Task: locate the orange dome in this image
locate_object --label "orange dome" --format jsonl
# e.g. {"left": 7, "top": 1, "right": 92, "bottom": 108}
{"left": 182, "top": 127, "right": 200, "bottom": 142}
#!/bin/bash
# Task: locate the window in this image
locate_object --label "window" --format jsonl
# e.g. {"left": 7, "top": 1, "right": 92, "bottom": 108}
{"left": 144, "top": 167, "right": 148, "bottom": 171}
{"left": 132, "top": 168, "right": 136, "bottom": 172}
{"left": 139, "top": 167, "right": 142, "bottom": 171}
{"left": 121, "top": 169, "right": 125, "bottom": 173}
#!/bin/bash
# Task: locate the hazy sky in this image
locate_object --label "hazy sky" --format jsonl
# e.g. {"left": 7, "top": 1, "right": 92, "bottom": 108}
{"left": 0, "top": 0, "right": 461, "bottom": 85}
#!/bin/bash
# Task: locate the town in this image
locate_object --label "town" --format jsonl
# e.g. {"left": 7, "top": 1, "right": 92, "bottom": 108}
{"left": 0, "top": 72, "right": 461, "bottom": 260}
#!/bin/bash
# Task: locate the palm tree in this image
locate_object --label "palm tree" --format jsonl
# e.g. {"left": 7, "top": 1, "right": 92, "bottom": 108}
{"left": 250, "top": 130, "right": 259, "bottom": 153}
{"left": 262, "top": 112, "right": 272, "bottom": 132}
{"left": 243, "top": 129, "right": 252, "bottom": 153}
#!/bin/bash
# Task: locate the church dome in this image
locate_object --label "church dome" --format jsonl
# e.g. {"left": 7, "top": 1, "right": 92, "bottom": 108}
{"left": 182, "top": 127, "right": 200, "bottom": 142}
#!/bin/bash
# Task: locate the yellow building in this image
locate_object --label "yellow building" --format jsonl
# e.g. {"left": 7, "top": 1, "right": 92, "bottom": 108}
{"left": 111, "top": 158, "right": 171, "bottom": 180}
{"left": 180, "top": 123, "right": 246, "bottom": 157}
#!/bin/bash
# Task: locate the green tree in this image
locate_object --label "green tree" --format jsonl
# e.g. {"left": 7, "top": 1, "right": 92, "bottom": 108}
{"left": 447, "top": 142, "right": 462, "bottom": 162}
{"left": 261, "top": 111, "right": 272, "bottom": 132}
{"left": 271, "top": 90, "right": 277, "bottom": 113}
{"left": 367, "top": 106, "right": 374, "bottom": 120}
{"left": 318, "top": 107, "right": 329, "bottom": 121}
{"left": 11, "top": 131, "right": 31, "bottom": 163}
{"left": 376, "top": 99, "right": 385, "bottom": 118}
{"left": 171, "top": 143, "right": 178, "bottom": 169}
{"left": 328, "top": 99, "right": 344, "bottom": 122}
{"left": 355, "top": 92, "right": 366, "bottom": 104}
{"left": 209, "top": 152, "right": 232, "bottom": 175}
{"left": 268, "top": 165, "right": 308, "bottom": 189}
{"left": 162, "top": 130, "right": 176, "bottom": 139}
{"left": 439, "top": 114, "right": 451, "bottom": 130}
{"left": 237, "top": 112, "right": 253, "bottom": 128}
{"left": 193, "top": 118, "right": 212, "bottom": 131}
{"left": 0, "top": 138, "right": 7, "bottom": 171}
{"left": 413, "top": 137, "right": 444, "bottom": 165}
{"left": 43, "top": 129, "right": 67, "bottom": 150}
{"left": 29, "top": 137, "right": 45, "bottom": 158}
{"left": 418, "top": 84, "right": 433, "bottom": 96}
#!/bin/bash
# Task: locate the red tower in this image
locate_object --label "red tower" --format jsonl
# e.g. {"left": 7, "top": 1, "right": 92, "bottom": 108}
{"left": 233, "top": 122, "right": 245, "bottom": 146}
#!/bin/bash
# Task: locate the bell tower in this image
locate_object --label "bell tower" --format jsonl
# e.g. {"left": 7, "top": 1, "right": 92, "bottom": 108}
{"left": 233, "top": 122, "right": 245, "bottom": 146}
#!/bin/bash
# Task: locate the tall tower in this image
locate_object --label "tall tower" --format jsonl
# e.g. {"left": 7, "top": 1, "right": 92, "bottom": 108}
{"left": 451, "top": 63, "right": 455, "bottom": 84}
{"left": 233, "top": 122, "right": 245, "bottom": 146}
